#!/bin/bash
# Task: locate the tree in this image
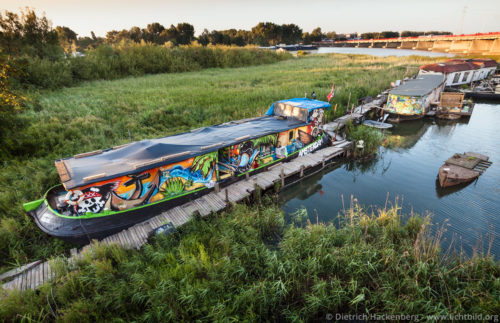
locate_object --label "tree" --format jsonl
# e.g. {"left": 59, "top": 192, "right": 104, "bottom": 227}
{"left": 143, "top": 22, "right": 165, "bottom": 43}
{"left": 302, "top": 32, "right": 311, "bottom": 44}
{"left": 379, "top": 31, "right": 399, "bottom": 38}
{"left": 310, "top": 27, "right": 323, "bottom": 42}
{"left": 281, "top": 24, "right": 302, "bottom": 44}
{"left": 128, "top": 26, "right": 142, "bottom": 42}
{"left": 175, "top": 23, "right": 194, "bottom": 45}
{"left": 0, "top": 8, "right": 61, "bottom": 59}
{"left": 0, "top": 53, "right": 25, "bottom": 143}
{"left": 324, "top": 31, "right": 337, "bottom": 40}
{"left": 198, "top": 29, "right": 210, "bottom": 46}
{"left": 251, "top": 22, "right": 281, "bottom": 46}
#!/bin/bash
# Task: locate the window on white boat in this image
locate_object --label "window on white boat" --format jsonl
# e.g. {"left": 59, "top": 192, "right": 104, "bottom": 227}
{"left": 452, "top": 73, "right": 461, "bottom": 84}
{"left": 461, "top": 72, "right": 469, "bottom": 82}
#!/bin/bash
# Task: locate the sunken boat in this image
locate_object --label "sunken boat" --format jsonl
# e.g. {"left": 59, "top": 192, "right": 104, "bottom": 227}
{"left": 24, "top": 98, "right": 331, "bottom": 245}
{"left": 438, "top": 152, "right": 492, "bottom": 188}
{"left": 384, "top": 74, "right": 445, "bottom": 122}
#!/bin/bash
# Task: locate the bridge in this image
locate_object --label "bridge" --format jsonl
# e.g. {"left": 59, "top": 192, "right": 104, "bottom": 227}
{"left": 315, "top": 32, "right": 500, "bottom": 55}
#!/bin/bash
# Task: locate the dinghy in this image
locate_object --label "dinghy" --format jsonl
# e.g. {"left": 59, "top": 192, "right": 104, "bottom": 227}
{"left": 438, "top": 152, "right": 492, "bottom": 188}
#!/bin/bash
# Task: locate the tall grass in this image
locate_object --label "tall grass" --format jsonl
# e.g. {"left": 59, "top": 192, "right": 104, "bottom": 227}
{"left": 1, "top": 200, "right": 498, "bottom": 321}
{"left": 16, "top": 43, "right": 292, "bottom": 89}
{"left": 0, "top": 53, "right": 447, "bottom": 272}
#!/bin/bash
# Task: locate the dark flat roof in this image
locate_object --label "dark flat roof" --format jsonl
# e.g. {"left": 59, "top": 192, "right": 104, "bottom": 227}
{"left": 389, "top": 74, "right": 444, "bottom": 97}
{"left": 59, "top": 115, "right": 307, "bottom": 189}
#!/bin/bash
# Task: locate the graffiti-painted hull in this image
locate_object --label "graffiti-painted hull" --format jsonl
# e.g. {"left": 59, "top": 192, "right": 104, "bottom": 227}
{"left": 27, "top": 135, "right": 330, "bottom": 245}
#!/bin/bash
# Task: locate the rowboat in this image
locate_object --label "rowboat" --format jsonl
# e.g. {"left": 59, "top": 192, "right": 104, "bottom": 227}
{"left": 362, "top": 120, "right": 393, "bottom": 129}
{"left": 24, "top": 98, "right": 331, "bottom": 244}
{"left": 438, "top": 152, "right": 491, "bottom": 188}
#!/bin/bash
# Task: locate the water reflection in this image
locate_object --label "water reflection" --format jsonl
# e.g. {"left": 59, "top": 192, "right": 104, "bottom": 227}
{"left": 280, "top": 103, "right": 500, "bottom": 257}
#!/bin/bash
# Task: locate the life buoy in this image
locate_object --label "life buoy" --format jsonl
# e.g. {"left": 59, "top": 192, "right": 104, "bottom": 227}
{"left": 65, "top": 190, "right": 84, "bottom": 206}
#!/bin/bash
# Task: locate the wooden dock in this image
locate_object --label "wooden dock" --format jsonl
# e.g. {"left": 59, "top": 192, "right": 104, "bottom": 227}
{"left": 1, "top": 141, "right": 352, "bottom": 292}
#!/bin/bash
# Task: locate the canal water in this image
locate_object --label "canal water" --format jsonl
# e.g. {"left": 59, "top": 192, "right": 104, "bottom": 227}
{"left": 280, "top": 103, "right": 500, "bottom": 257}
{"left": 311, "top": 47, "right": 454, "bottom": 57}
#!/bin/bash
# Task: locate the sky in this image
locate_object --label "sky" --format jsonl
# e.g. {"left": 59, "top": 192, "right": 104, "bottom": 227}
{"left": 1, "top": 0, "right": 499, "bottom": 37}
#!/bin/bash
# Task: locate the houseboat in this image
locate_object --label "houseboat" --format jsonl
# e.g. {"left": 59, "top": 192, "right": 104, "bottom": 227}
{"left": 419, "top": 59, "right": 497, "bottom": 87}
{"left": 23, "top": 98, "right": 331, "bottom": 245}
{"left": 384, "top": 74, "right": 445, "bottom": 122}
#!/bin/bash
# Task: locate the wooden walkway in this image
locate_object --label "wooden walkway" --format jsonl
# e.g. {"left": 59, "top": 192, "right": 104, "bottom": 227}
{"left": 1, "top": 142, "right": 352, "bottom": 292}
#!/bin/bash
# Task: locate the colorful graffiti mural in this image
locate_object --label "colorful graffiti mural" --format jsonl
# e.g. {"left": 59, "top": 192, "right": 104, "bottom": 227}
{"left": 385, "top": 94, "right": 425, "bottom": 116}
{"left": 60, "top": 152, "right": 217, "bottom": 216}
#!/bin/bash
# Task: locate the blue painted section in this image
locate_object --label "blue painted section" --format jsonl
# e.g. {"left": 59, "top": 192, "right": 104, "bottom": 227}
{"left": 265, "top": 98, "right": 331, "bottom": 118}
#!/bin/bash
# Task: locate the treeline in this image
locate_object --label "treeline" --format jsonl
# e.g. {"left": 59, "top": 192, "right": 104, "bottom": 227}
{"left": 0, "top": 8, "right": 290, "bottom": 91}
{"left": 69, "top": 23, "right": 334, "bottom": 49}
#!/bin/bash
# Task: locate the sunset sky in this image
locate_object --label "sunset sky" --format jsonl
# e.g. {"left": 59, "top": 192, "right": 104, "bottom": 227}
{"left": 1, "top": 0, "right": 499, "bottom": 37}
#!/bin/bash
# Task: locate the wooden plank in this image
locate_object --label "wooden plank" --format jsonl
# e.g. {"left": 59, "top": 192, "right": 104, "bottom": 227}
{"left": 136, "top": 225, "right": 149, "bottom": 243}
{"left": 74, "top": 149, "right": 103, "bottom": 159}
{"left": 46, "top": 262, "right": 52, "bottom": 281}
{"left": 205, "top": 195, "right": 223, "bottom": 211}
{"left": 123, "top": 231, "right": 134, "bottom": 247}
{"left": 27, "top": 268, "right": 33, "bottom": 290}
{"left": 255, "top": 177, "right": 272, "bottom": 190}
{"left": 207, "top": 193, "right": 226, "bottom": 209}
{"left": 169, "top": 207, "right": 186, "bottom": 225}
{"left": 21, "top": 271, "right": 27, "bottom": 291}
{"left": 33, "top": 266, "right": 39, "bottom": 289}
{"left": 128, "top": 227, "right": 141, "bottom": 247}
{"left": 115, "top": 232, "right": 126, "bottom": 247}
{"left": 149, "top": 217, "right": 162, "bottom": 230}
{"left": 54, "top": 160, "right": 71, "bottom": 182}
{"left": 193, "top": 199, "right": 210, "bottom": 217}
{"left": 121, "top": 231, "right": 132, "bottom": 248}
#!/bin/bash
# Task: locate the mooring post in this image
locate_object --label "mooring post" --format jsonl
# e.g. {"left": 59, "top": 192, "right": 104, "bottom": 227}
{"left": 300, "top": 165, "right": 304, "bottom": 177}
{"left": 253, "top": 180, "right": 259, "bottom": 200}
{"left": 225, "top": 189, "right": 229, "bottom": 203}
{"left": 280, "top": 168, "right": 285, "bottom": 187}
{"left": 245, "top": 172, "right": 249, "bottom": 181}
{"left": 322, "top": 156, "right": 326, "bottom": 168}
{"left": 215, "top": 183, "right": 220, "bottom": 193}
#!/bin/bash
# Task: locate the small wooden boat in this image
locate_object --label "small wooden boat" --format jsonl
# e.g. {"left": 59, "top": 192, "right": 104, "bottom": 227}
{"left": 362, "top": 120, "right": 393, "bottom": 129}
{"left": 438, "top": 152, "right": 492, "bottom": 188}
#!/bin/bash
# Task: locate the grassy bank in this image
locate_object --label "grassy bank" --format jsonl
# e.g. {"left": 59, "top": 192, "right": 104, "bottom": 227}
{"left": 1, "top": 201, "right": 498, "bottom": 321}
{"left": 0, "top": 53, "right": 446, "bottom": 272}
{"left": 17, "top": 43, "right": 292, "bottom": 90}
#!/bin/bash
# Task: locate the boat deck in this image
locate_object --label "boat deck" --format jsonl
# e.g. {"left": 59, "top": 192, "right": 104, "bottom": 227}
{"left": 1, "top": 142, "right": 352, "bottom": 292}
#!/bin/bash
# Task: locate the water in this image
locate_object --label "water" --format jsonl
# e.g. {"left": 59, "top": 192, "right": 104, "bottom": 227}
{"left": 280, "top": 103, "right": 500, "bottom": 257}
{"left": 309, "top": 47, "right": 454, "bottom": 57}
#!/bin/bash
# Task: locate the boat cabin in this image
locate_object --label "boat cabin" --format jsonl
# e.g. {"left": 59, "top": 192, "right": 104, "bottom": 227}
{"left": 419, "top": 59, "right": 497, "bottom": 86}
{"left": 385, "top": 74, "right": 445, "bottom": 118}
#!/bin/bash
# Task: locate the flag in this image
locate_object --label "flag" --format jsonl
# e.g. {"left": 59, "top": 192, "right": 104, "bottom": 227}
{"left": 327, "top": 83, "right": 335, "bottom": 102}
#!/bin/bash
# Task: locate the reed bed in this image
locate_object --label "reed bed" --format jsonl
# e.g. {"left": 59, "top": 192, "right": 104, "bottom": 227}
{"left": 1, "top": 199, "right": 498, "bottom": 321}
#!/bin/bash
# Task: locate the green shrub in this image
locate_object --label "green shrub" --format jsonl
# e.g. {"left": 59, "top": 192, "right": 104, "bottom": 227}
{"left": 18, "top": 44, "right": 291, "bottom": 89}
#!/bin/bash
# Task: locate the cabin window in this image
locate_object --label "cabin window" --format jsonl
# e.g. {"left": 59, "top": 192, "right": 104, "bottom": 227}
{"left": 452, "top": 73, "right": 461, "bottom": 84}
{"left": 461, "top": 72, "right": 469, "bottom": 82}
{"left": 273, "top": 103, "right": 308, "bottom": 122}
{"left": 289, "top": 130, "right": 294, "bottom": 141}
